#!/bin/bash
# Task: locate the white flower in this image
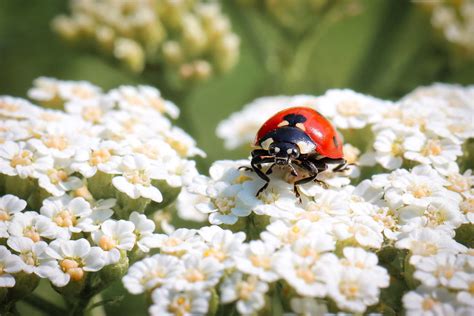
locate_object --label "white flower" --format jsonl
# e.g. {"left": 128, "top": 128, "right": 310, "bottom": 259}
{"left": 396, "top": 227, "right": 467, "bottom": 264}
{"left": 71, "top": 141, "right": 123, "bottom": 177}
{"left": 373, "top": 127, "right": 425, "bottom": 170}
{"left": 261, "top": 220, "right": 326, "bottom": 247}
{"left": 162, "top": 127, "right": 206, "bottom": 158}
{"left": 403, "top": 286, "right": 458, "bottom": 316}
{"left": 92, "top": 219, "right": 136, "bottom": 264}
{"left": 112, "top": 155, "right": 164, "bottom": 203}
{"left": 149, "top": 288, "right": 210, "bottom": 316}
{"left": 28, "top": 126, "right": 88, "bottom": 159}
{"left": 457, "top": 274, "right": 474, "bottom": 307}
{"left": 315, "top": 89, "right": 386, "bottom": 129}
{"left": 174, "top": 255, "right": 223, "bottom": 291}
{"left": 152, "top": 228, "right": 201, "bottom": 255}
{"left": 129, "top": 211, "right": 157, "bottom": 252}
{"left": 65, "top": 98, "right": 113, "bottom": 124}
{"left": 8, "top": 212, "right": 58, "bottom": 242}
{"left": 327, "top": 265, "right": 389, "bottom": 313}
{"left": 333, "top": 215, "right": 384, "bottom": 249}
{"left": 0, "top": 246, "right": 24, "bottom": 287}
{"left": 289, "top": 233, "right": 336, "bottom": 263}
{"left": 413, "top": 253, "right": 469, "bottom": 289}
{"left": 339, "top": 247, "right": 390, "bottom": 288}
{"left": 236, "top": 240, "right": 278, "bottom": 282}
{"left": 198, "top": 226, "right": 245, "bottom": 268}
{"left": 7, "top": 236, "right": 57, "bottom": 278}
{"left": 28, "top": 77, "right": 100, "bottom": 103}
{"left": 290, "top": 297, "right": 327, "bottom": 316}
{"left": 0, "top": 141, "right": 53, "bottom": 178}
{"left": 37, "top": 161, "right": 83, "bottom": 196}
{"left": 196, "top": 182, "right": 250, "bottom": 225}
{"left": 384, "top": 165, "right": 460, "bottom": 210}
{"left": 107, "top": 85, "right": 179, "bottom": 119}
{"left": 40, "top": 196, "right": 93, "bottom": 238}
{"left": 0, "top": 194, "right": 27, "bottom": 222}
{"left": 275, "top": 250, "right": 338, "bottom": 297}
{"left": 122, "top": 254, "right": 184, "bottom": 294}
{"left": 175, "top": 189, "right": 208, "bottom": 222}
{"left": 45, "top": 238, "right": 106, "bottom": 287}
{"left": 220, "top": 272, "right": 269, "bottom": 315}
{"left": 0, "top": 96, "right": 41, "bottom": 119}
{"left": 404, "top": 134, "right": 462, "bottom": 170}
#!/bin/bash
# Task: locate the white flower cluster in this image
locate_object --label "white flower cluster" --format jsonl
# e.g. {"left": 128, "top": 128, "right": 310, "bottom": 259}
{"left": 131, "top": 83, "right": 474, "bottom": 315}
{"left": 52, "top": 0, "right": 240, "bottom": 80}
{"left": 0, "top": 78, "right": 204, "bottom": 303}
{"left": 2, "top": 77, "right": 203, "bottom": 216}
{"left": 124, "top": 224, "right": 390, "bottom": 315}
{"left": 0, "top": 193, "right": 161, "bottom": 290}
{"left": 427, "top": 0, "right": 474, "bottom": 55}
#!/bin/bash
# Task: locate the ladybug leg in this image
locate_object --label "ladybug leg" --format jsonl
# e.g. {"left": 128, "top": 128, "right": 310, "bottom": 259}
{"left": 292, "top": 160, "right": 318, "bottom": 200}
{"left": 332, "top": 159, "right": 349, "bottom": 172}
{"left": 250, "top": 155, "right": 274, "bottom": 197}
{"left": 239, "top": 149, "right": 271, "bottom": 172}
{"left": 265, "top": 163, "right": 276, "bottom": 175}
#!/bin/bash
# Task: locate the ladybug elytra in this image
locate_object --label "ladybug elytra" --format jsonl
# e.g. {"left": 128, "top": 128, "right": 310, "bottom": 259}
{"left": 247, "top": 106, "right": 348, "bottom": 197}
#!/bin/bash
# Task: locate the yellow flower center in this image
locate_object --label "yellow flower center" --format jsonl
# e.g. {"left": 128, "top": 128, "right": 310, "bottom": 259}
{"left": 11, "top": 150, "right": 33, "bottom": 167}
{"left": 234, "top": 174, "right": 252, "bottom": 184}
{"left": 203, "top": 248, "right": 226, "bottom": 262}
{"left": 413, "top": 241, "right": 438, "bottom": 256}
{"left": 99, "top": 235, "right": 117, "bottom": 251}
{"left": 422, "top": 298, "right": 437, "bottom": 311}
{"left": 469, "top": 282, "right": 474, "bottom": 295}
{"left": 21, "top": 252, "right": 36, "bottom": 266}
{"left": 149, "top": 97, "right": 165, "bottom": 113}
{"left": 214, "top": 197, "right": 236, "bottom": 215}
{"left": 340, "top": 281, "right": 360, "bottom": 299}
{"left": 73, "top": 186, "right": 93, "bottom": 201}
{"left": 391, "top": 140, "right": 404, "bottom": 156}
{"left": 60, "top": 259, "right": 84, "bottom": 281}
{"left": 184, "top": 269, "right": 204, "bottom": 283}
{"left": 0, "top": 100, "right": 20, "bottom": 112}
{"left": 48, "top": 169, "right": 69, "bottom": 184}
{"left": 421, "top": 140, "right": 442, "bottom": 157}
{"left": 447, "top": 174, "right": 469, "bottom": 192}
{"left": 337, "top": 100, "right": 361, "bottom": 116}
{"left": 166, "top": 138, "right": 188, "bottom": 157}
{"left": 249, "top": 255, "right": 271, "bottom": 269}
{"left": 238, "top": 278, "right": 256, "bottom": 300}
{"left": 82, "top": 106, "right": 102, "bottom": 123}
{"left": 169, "top": 296, "right": 191, "bottom": 316}
{"left": 296, "top": 267, "right": 315, "bottom": 283}
{"left": 23, "top": 226, "right": 41, "bottom": 242}
{"left": 0, "top": 210, "right": 10, "bottom": 221}
{"left": 163, "top": 237, "right": 181, "bottom": 247}
{"left": 460, "top": 198, "right": 474, "bottom": 214}
{"left": 44, "top": 135, "right": 68, "bottom": 151}
{"left": 90, "top": 148, "right": 111, "bottom": 166}
{"left": 134, "top": 146, "right": 159, "bottom": 160}
{"left": 409, "top": 183, "right": 432, "bottom": 199}
{"left": 124, "top": 170, "right": 150, "bottom": 185}
{"left": 54, "top": 210, "right": 76, "bottom": 227}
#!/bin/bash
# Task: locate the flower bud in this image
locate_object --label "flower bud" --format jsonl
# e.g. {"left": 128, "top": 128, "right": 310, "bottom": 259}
{"left": 113, "top": 38, "right": 145, "bottom": 73}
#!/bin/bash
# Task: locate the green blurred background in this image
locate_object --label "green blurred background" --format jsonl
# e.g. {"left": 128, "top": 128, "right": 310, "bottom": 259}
{"left": 1, "top": 1, "right": 473, "bottom": 314}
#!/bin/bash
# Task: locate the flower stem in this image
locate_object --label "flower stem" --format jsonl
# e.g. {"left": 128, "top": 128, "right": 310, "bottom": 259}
{"left": 22, "top": 294, "right": 66, "bottom": 315}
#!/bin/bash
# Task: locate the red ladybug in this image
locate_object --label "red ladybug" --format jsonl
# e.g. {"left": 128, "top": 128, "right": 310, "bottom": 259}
{"left": 248, "top": 106, "right": 347, "bottom": 197}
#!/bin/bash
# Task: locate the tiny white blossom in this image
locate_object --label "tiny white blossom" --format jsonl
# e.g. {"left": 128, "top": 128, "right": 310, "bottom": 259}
{"left": 92, "top": 219, "right": 136, "bottom": 264}
{"left": 149, "top": 288, "right": 210, "bottom": 316}
{"left": 0, "top": 246, "right": 24, "bottom": 287}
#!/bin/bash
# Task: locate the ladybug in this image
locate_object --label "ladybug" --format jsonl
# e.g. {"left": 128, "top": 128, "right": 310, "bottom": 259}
{"left": 247, "top": 106, "right": 348, "bottom": 197}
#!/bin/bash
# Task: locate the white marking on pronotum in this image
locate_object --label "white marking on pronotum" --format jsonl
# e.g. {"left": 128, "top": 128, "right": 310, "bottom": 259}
{"left": 297, "top": 141, "right": 315, "bottom": 154}
{"left": 274, "top": 147, "right": 280, "bottom": 153}
{"left": 261, "top": 138, "right": 274, "bottom": 150}
{"left": 277, "top": 120, "right": 289, "bottom": 127}
{"left": 296, "top": 123, "right": 306, "bottom": 131}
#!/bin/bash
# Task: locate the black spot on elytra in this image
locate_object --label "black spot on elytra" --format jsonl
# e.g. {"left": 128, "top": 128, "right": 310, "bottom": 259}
{"left": 283, "top": 114, "right": 307, "bottom": 126}
{"left": 333, "top": 136, "right": 339, "bottom": 148}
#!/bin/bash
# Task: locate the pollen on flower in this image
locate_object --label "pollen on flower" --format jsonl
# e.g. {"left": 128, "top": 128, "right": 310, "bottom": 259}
{"left": 0, "top": 210, "right": 10, "bottom": 221}
{"left": 124, "top": 170, "right": 151, "bottom": 186}
{"left": 203, "top": 248, "right": 226, "bottom": 262}
{"left": 99, "top": 235, "right": 117, "bottom": 251}
{"left": 238, "top": 277, "right": 257, "bottom": 300}
{"left": 90, "top": 149, "right": 111, "bottom": 165}
{"left": 23, "top": 226, "right": 41, "bottom": 242}
{"left": 184, "top": 269, "right": 205, "bottom": 283}
{"left": 54, "top": 210, "right": 76, "bottom": 227}
{"left": 169, "top": 296, "right": 191, "bottom": 315}
{"left": 296, "top": 267, "right": 316, "bottom": 283}
{"left": 340, "top": 281, "right": 360, "bottom": 299}
{"left": 336, "top": 100, "right": 361, "bottom": 116}
{"left": 460, "top": 198, "right": 474, "bottom": 215}
{"left": 421, "top": 139, "right": 442, "bottom": 156}
{"left": 249, "top": 255, "right": 271, "bottom": 269}
{"left": 213, "top": 197, "right": 236, "bottom": 214}
{"left": 11, "top": 150, "right": 33, "bottom": 167}
{"left": 48, "top": 169, "right": 69, "bottom": 184}
{"left": 421, "top": 297, "right": 438, "bottom": 311}
{"left": 81, "top": 106, "right": 102, "bottom": 122}
{"left": 44, "top": 135, "right": 68, "bottom": 150}
{"left": 409, "top": 183, "right": 432, "bottom": 199}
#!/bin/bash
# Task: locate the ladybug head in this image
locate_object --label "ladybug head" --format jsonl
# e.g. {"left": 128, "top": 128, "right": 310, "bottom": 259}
{"left": 268, "top": 142, "right": 300, "bottom": 165}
